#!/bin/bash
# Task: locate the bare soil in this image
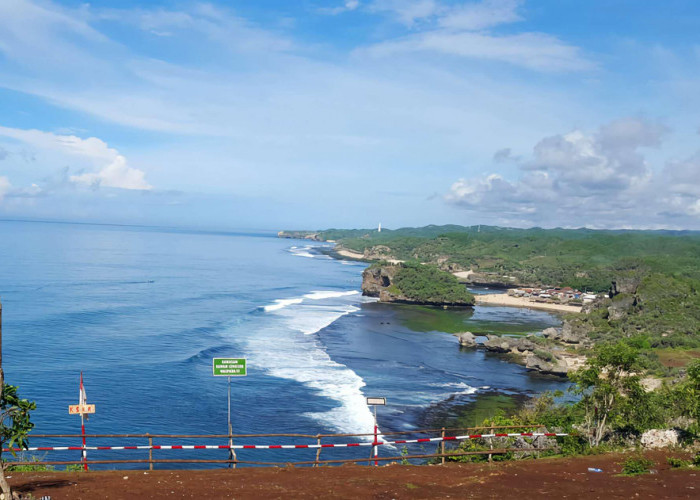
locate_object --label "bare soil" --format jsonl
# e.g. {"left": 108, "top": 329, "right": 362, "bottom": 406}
{"left": 8, "top": 451, "right": 699, "bottom": 499}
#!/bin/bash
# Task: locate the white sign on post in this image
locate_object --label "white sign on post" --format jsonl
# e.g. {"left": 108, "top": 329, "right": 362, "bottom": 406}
{"left": 366, "top": 397, "right": 386, "bottom": 406}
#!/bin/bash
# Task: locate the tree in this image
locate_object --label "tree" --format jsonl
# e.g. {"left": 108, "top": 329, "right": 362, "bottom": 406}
{"left": 0, "top": 368, "right": 36, "bottom": 499}
{"left": 569, "top": 342, "right": 645, "bottom": 447}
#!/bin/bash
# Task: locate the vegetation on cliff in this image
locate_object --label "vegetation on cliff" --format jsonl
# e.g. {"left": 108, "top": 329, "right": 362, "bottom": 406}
{"left": 393, "top": 262, "right": 475, "bottom": 305}
{"left": 315, "top": 225, "right": 700, "bottom": 292}
{"left": 363, "top": 262, "right": 475, "bottom": 306}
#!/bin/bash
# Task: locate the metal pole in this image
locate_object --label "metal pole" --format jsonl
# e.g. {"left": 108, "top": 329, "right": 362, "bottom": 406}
{"left": 373, "top": 405, "right": 378, "bottom": 466}
{"left": 227, "top": 376, "right": 233, "bottom": 468}
{"left": 81, "top": 414, "right": 88, "bottom": 471}
{"left": 148, "top": 435, "right": 153, "bottom": 471}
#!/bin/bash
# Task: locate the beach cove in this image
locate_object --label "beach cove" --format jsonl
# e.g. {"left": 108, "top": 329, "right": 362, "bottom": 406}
{"left": 0, "top": 222, "right": 569, "bottom": 467}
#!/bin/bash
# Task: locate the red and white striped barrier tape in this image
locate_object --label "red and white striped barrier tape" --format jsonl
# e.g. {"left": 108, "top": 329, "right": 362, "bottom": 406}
{"left": 4, "top": 432, "right": 568, "bottom": 453}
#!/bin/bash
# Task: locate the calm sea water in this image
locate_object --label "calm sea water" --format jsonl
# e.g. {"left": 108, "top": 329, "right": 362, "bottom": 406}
{"left": 0, "top": 221, "right": 564, "bottom": 467}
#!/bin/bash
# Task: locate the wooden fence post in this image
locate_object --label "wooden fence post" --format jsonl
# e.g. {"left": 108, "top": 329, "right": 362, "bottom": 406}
{"left": 440, "top": 428, "right": 445, "bottom": 465}
{"left": 148, "top": 434, "right": 153, "bottom": 471}
{"left": 488, "top": 425, "right": 494, "bottom": 463}
{"left": 315, "top": 435, "right": 321, "bottom": 467}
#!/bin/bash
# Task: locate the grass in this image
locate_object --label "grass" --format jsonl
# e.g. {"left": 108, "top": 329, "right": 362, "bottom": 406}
{"left": 654, "top": 348, "right": 700, "bottom": 368}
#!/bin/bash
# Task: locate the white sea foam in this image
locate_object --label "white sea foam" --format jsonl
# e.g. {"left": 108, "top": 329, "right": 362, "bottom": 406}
{"left": 263, "top": 298, "right": 304, "bottom": 312}
{"left": 279, "top": 304, "right": 360, "bottom": 335}
{"left": 243, "top": 289, "right": 376, "bottom": 436}
{"left": 303, "top": 290, "right": 360, "bottom": 300}
{"left": 262, "top": 290, "right": 360, "bottom": 313}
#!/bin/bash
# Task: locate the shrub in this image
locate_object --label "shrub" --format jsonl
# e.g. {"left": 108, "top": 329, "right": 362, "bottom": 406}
{"left": 667, "top": 457, "right": 691, "bottom": 468}
{"left": 620, "top": 456, "right": 654, "bottom": 476}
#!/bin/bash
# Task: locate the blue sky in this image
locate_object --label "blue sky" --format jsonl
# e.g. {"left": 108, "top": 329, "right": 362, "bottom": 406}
{"left": 0, "top": 0, "right": 699, "bottom": 230}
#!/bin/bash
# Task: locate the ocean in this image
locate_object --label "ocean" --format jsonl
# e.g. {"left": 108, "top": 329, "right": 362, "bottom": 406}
{"left": 0, "top": 220, "right": 565, "bottom": 467}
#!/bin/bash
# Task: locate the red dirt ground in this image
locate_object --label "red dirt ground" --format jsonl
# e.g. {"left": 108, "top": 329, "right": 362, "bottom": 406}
{"left": 8, "top": 451, "right": 699, "bottom": 499}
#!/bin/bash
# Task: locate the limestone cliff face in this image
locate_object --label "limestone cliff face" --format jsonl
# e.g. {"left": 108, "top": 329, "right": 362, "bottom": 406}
{"left": 277, "top": 231, "right": 322, "bottom": 241}
{"left": 361, "top": 265, "right": 401, "bottom": 302}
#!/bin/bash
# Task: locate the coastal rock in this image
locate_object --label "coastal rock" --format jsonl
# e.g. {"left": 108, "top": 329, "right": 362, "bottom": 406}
{"left": 361, "top": 265, "right": 399, "bottom": 298}
{"left": 541, "top": 327, "right": 559, "bottom": 338}
{"left": 640, "top": 429, "right": 680, "bottom": 449}
{"left": 525, "top": 353, "right": 569, "bottom": 376}
{"left": 482, "top": 335, "right": 537, "bottom": 354}
{"left": 277, "top": 231, "right": 322, "bottom": 241}
{"left": 483, "top": 335, "right": 513, "bottom": 353}
{"left": 607, "top": 294, "right": 635, "bottom": 320}
{"left": 364, "top": 245, "right": 395, "bottom": 260}
{"left": 610, "top": 275, "right": 642, "bottom": 296}
{"left": 543, "top": 323, "right": 588, "bottom": 345}
{"left": 458, "top": 332, "right": 477, "bottom": 347}
{"left": 362, "top": 263, "right": 474, "bottom": 306}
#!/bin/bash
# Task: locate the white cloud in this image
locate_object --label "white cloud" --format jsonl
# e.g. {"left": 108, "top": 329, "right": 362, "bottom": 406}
{"left": 446, "top": 118, "right": 700, "bottom": 228}
{"left": 438, "top": 0, "right": 522, "bottom": 31}
{"left": 361, "top": 30, "right": 593, "bottom": 72}
{"left": 0, "top": 126, "right": 151, "bottom": 190}
{"left": 318, "top": 1, "right": 361, "bottom": 15}
{"left": 370, "top": 0, "right": 439, "bottom": 26}
{"left": 0, "top": 176, "right": 11, "bottom": 201}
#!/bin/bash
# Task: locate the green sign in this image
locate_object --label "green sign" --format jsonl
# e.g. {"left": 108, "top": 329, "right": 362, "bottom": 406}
{"left": 212, "top": 358, "right": 247, "bottom": 377}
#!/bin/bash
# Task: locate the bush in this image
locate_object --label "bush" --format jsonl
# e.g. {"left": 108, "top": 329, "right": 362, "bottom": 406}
{"left": 533, "top": 349, "right": 555, "bottom": 363}
{"left": 620, "top": 456, "right": 654, "bottom": 476}
{"left": 667, "top": 457, "right": 691, "bottom": 468}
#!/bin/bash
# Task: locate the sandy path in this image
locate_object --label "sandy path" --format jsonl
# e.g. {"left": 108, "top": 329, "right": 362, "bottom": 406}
{"left": 9, "top": 451, "right": 698, "bottom": 499}
{"left": 475, "top": 293, "right": 582, "bottom": 313}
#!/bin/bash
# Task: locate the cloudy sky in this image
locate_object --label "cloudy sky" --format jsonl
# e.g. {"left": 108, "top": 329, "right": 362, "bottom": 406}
{"left": 0, "top": 0, "right": 699, "bottom": 230}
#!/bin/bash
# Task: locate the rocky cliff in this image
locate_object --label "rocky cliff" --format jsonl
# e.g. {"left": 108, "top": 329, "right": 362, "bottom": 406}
{"left": 362, "top": 263, "right": 474, "bottom": 306}
{"left": 277, "top": 231, "right": 322, "bottom": 240}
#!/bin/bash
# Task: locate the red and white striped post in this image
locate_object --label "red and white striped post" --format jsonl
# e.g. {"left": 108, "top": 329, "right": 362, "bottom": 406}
{"left": 69, "top": 372, "right": 95, "bottom": 471}
{"left": 80, "top": 372, "right": 88, "bottom": 471}
{"left": 366, "top": 397, "right": 386, "bottom": 467}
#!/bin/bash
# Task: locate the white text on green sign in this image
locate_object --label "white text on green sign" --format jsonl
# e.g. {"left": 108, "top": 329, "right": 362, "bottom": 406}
{"left": 213, "top": 358, "right": 247, "bottom": 376}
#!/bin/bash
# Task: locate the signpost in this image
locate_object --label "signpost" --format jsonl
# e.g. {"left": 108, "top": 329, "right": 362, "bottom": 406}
{"left": 366, "top": 397, "right": 386, "bottom": 466}
{"left": 212, "top": 358, "right": 247, "bottom": 468}
{"left": 69, "top": 372, "right": 94, "bottom": 471}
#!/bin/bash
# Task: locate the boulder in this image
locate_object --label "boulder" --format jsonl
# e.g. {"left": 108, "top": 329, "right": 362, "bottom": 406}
{"left": 525, "top": 352, "right": 569, "bottom": 376}
{"left": 541, "top": 327, "right": 559, "bottom": 339}
{"left": 559, "top": 322, "right": 588, "bottom": 344}
{"left": 483, "top": 335, "right": 513, "bottom": 353}
{"left": 640, "top": 429, "right": 680, "bottom": 449}
{"left": 608, "top": 294, "right": 635, "bottom": 321}
{"left": 458, "top": 332, "right": 477, "bottom": 347}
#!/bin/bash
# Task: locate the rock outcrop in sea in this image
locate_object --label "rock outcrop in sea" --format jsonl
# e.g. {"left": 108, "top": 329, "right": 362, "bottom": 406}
{"left": 455, "top": 328, "right": 587, "bottom": 376}
{"left": 362, "top": 263, "right": 474, "bottom": 306}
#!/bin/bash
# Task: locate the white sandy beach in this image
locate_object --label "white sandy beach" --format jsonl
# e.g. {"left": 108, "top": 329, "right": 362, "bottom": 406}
{"left": 475, "top": 293, "right": 582, "bottom": 313}
{"left": 334, "top": 248, "right": 366, "bottom": 260}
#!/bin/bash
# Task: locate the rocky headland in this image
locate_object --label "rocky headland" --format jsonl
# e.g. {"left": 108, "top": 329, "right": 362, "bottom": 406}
{"left": 277, "top": 230, "right": 323, "bottom": 240}
{"left": 362, "top": 263, "right": 475, "bottom": 307}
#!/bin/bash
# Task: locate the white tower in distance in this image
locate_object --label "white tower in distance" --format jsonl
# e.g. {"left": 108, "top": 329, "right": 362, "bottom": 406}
{"left": 378, "top": 222, "right": 382, "bottom": 232}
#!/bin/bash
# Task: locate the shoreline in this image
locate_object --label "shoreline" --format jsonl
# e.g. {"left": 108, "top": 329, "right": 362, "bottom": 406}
{"left": 333, "top": 248, "right": 367, "bottom": 260}
{"left": 474, "top": 293, "right": 582, "bottom": 313}
{"left": 323, "top": 243, "right": 581, "bottom": 314}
